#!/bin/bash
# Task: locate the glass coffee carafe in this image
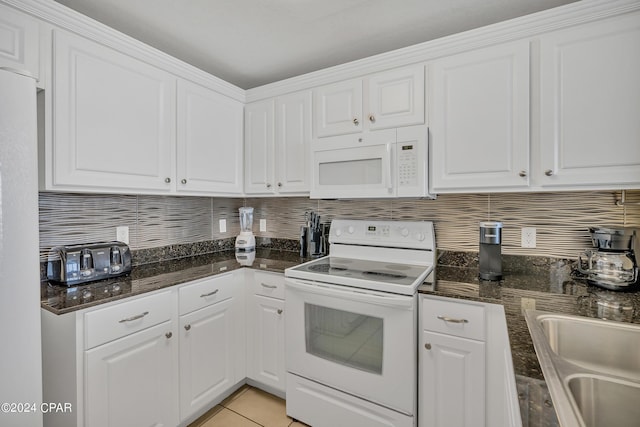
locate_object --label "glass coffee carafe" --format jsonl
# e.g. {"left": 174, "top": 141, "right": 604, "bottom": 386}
{"left": 578, "top": 226, "right": 639, "bottom": 291}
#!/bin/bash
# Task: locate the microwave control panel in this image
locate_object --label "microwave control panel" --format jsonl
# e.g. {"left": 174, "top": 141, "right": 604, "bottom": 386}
{"left": 397, "top": 144, "right": 418, "bottom": 187}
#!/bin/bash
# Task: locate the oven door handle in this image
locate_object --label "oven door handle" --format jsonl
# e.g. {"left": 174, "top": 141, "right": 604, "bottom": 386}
{"left": 285, "top": 279, "right": 415, "bottom": 309}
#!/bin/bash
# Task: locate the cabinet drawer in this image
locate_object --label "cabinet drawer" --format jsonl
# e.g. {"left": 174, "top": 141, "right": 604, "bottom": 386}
{"left": 179, "top": 273, "right": 237, "bottom": 315}
{"left": 421, "top": 297, "right": 485, "bottom": 341}
{"left": 251, "top": 271, "right": 285, "bottom": 299}
{"left": 84, "top": 291, "right": 173, "bottom": 349}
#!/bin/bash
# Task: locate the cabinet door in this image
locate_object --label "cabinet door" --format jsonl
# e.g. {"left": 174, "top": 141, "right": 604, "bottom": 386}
{"left": 85, "top": 322, "right": 178, "bottom": 427}
{"left": 367, "top": 65, "right": 425, "bottom": 130}
{"left": 177, "top": 80, "right": 243, "bottom": 195}
{"left": 244, "top": 100, "right": 275, "bottom": 193}
{"left": 275, "top": 90, "right": 312, "bottom": 194}
{"left": 52, "top": 30, "right": 175, "bottom": 193}
{"left": 179, "top": 297, "right": 236, "bottom": 419}
{"left": 0, "top": 4, "right": 39, "bottom": 79}
{"left": 539, "top": 13, "right": 640, "bottom": 188}
{"left": 314, "top": 78, "right": 363, "bottom": 137}
{"left": 419, "top": 330, "right": 485, "bottom": 427}
{"left": 247, "top": 294, "right": 285, "bottom": 393}
{"left": 430, "top": 41, "right": 530, "bottom": 192}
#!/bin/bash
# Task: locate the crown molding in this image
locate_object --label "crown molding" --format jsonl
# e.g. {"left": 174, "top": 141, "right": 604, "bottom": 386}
{"left": 2, "top": 0, "right": 246, "bottom": 102}
{"left": 245, "top": 0, "right": 640, "bottom": 103}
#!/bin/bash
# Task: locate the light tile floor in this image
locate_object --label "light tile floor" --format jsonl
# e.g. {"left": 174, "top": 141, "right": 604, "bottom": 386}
{"left": 188, "top": 386, "right": 309, "bottom": 427}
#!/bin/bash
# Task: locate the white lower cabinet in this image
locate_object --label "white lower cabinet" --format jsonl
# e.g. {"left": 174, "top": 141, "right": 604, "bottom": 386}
{"left": 178, "top": 272, "right": 246, "bottom": 422}
{"left": 419, "top": 296, "right": 522, "bottom": 427}
{"left": 246, "top": 270, "right": 286, "bottom": 395}
{"left": 85, "top": 321, "right": 179, "bottom": 427}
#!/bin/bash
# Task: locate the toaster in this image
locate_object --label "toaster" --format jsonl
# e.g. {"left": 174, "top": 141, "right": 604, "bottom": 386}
{"left": 47, "top": 241, "right": 132, "bottom": 285}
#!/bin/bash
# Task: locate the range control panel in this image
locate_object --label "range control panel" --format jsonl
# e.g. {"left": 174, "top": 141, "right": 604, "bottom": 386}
{"left": 330, "top": 219, "right": 435, "bottom": 251}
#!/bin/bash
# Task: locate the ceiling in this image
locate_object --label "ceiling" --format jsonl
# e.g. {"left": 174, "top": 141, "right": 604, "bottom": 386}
{"left": 53, "top": 0, "right": 578, "bottom": 89}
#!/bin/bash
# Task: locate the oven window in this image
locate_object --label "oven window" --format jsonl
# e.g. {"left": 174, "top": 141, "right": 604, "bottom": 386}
{"left": 304, "top": 303, "right": 383, "bottom": 375}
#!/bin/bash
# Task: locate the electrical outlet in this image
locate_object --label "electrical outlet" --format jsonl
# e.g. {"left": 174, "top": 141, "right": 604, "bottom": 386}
{"left": 219, "top": 219, "right": 227, "bottom": 233}
{"left": 521, "top": 227, "right": 536, "bottom": 248}
{"left": 116, "top": 226, "right": 129, "bottom": 244}
{"left": 260, "top": 219, "right": 267, "bottom": 232}
{"left": 521, "top": 297, "right": 536, "bottom": 314}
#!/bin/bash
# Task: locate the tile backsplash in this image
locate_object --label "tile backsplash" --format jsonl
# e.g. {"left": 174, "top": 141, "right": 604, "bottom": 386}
{"left": 39, "top": 190, "right": 640, "bottom": 261}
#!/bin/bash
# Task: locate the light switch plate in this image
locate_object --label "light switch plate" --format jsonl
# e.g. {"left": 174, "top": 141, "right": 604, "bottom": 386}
{"left": 260, "top": 219, "right": 267, "bottom": 232}
{"left": 521, "top": 227, "right": 536, "bottom": 248}
{"left": 219, "top": 219, "right": 227, "bottom": 233}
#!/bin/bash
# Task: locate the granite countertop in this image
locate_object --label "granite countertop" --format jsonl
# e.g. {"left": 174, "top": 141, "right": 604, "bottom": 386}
{"left": 41, "top": 248, "right": 306, "bottom": 315}
{"left": 42, "top": 248, "right": 640, "bottom": 384}
{"left": 418, "top": 258, "right": 640, "bottom": 380}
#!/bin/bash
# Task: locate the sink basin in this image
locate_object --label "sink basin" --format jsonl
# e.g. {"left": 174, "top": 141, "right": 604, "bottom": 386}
{"left": 538, "top": 314, "right": 640, "bottom": 380}
{"left": 525, "top": 310, "right": 640, "bottom": 427}
{"left": 567, "top": 375, "right": 640, "bottom": 427}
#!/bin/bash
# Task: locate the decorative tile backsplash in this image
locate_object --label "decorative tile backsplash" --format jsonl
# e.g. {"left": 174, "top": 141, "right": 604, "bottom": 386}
{"left": 39, "top": 190, "right": 640, "bottom": 261}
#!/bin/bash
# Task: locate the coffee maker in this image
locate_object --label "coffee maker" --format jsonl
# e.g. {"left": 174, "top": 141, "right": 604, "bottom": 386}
{"left": 578, "top": 226, "right": 639, "bottom": 291}
{"left": 479, "top": 221, "right": 503, "bottom": 281}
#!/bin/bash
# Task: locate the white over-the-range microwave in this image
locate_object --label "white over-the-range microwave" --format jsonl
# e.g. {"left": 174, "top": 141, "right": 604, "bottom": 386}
{"left": 310, "top": 125, "right": 435, "bottom": 199}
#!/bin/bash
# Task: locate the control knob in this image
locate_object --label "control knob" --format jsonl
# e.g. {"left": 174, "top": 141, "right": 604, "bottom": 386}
{"left": 335, "top": 228, "right": 342, "bottom": 237}
{"left": 348, "top": 226, "right": 355, "bottom": 234}
{"left": 400, "top": 227, "right": 410, "bottom": 237}
{"left": 415, "top": 232, "right": 425, "bottom": 241}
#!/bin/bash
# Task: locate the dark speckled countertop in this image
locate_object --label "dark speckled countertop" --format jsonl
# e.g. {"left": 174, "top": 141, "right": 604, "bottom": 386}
{"left": 41, "top": 248, "right": 640, "bottom": 384}
{"left": 419, "top": 255, "right": 640, "bottom": 380}
{"left": 41, "top": 248, "right": 306, "bottom": 315}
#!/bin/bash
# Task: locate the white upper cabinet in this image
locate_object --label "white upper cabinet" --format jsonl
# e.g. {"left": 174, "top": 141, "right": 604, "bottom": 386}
{"left": 245, "top": 90, "right": 312, "bottom": 195}
{"left": 0, "top": 4, "right": 39, "bottom": 79}
{"left": 51, "top": 29, "right": 176, "bottom": 193}
{"left": 539, "top": 12, "right": 640, "bottom": 189}
{"left": 314, "top": 65, "right": 425, "bottom": 137}
{"left": 177, "top": 79, "right": 243, "bottom": 195}
{"left": 430, "top": 40, "right": 530, "bottom": 192}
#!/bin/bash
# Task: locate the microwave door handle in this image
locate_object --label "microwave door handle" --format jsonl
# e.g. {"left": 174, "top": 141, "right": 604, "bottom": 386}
{"left": 386, "top": 143, "right": 393, "bottom": 194}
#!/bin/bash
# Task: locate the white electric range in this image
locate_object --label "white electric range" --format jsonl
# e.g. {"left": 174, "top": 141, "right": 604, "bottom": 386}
{"left": 284, "top": 219, "right": 435, "bottom": 427}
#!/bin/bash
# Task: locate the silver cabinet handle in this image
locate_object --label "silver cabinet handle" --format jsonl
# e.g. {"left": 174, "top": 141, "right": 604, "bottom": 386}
{"left": 519, "top": 170, "right": 527, "bottom": 177}
{"left": 277, "top": 182, "right": 282, "bottom": 187}
{"left": 277, "top": 309, "right": 283, "bottom": 315}
{"left": 184, "top": 324, "right": 191, "bottom": 331}
{"left": 437, "top": 315, "right": 469, "bottom": 324}
{"left": 353, "top": 118, "right": 359, "bottom": 126}
{"left": 200, "top": 289, "right": 219, "bottom": 298}
{"left": 368, "top": 114, "right": 376, "bottom": 123}
{"left": 165, "top": 177, "right": 171, "bottom": 183}
{"left": 165, "top": 332, "right": 172, "bottom": 339}
{"left": 544, "top": 169, "right": 553, "bottom": 176}
{"left": 261, "top": 283, "right": 277, "bottom": 289}
{"left": 119, "top": 311, "right": 149, "bottom": 323}
{"left": 181, "top": 179, "right": 187, "bottom": 184}
{"left": 425, "top": 343, "right": 432, "bottom": 350}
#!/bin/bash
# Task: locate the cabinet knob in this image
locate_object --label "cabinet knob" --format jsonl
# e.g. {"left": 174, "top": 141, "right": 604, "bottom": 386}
{"left": 353, "top": 118, "right": 359, "bottom": 126}
{"left": 544, "top": 169, "right": 553, "bottom": 176}
{"left": 165, "top": 177, "right": 171, "bottom": 184}
{"left": 425, "top": 343, "right": 432, "bottom": 350}
{"left": 184, "top": 324, "right": 191, "bottom": 331}
{"left": 277, "top": 182, "right": 282, "bottom": 187}
{"left": 181, "top": 179, "right": 187, "bottom": 184}
{"left": 519, "top": 170, "right": 527, "bottom": 177}
{"left": 277, "top": 309, "right": 283, "bottom": 315}
{"left": 165, "top": 332, "right": 173, "bottom": 339}
{"left": 266, "top": 183, "right": 272, "bottom": 188}
{"left": 368, "top": 114, "right": 376, "bottom": 123}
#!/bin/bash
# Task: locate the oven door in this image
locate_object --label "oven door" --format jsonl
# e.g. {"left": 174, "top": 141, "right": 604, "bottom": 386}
{"left": 285, "top": 278, "right": 417, "bottom": 415}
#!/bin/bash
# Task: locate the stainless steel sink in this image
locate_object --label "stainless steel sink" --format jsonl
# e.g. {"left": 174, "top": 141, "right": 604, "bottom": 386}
{"left": 538, "top": 314, "right": 640, "bottom": 380}
{"left": 525, "top": 310, "right": 640, "bottom": 427}
{"left": 567, "top": 375, "right": 640, "bottom": 427}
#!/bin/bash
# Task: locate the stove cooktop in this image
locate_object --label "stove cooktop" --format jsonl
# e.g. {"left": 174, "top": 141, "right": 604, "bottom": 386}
{"left": 286, "top": 256, "right": 433, "bottom": 295}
